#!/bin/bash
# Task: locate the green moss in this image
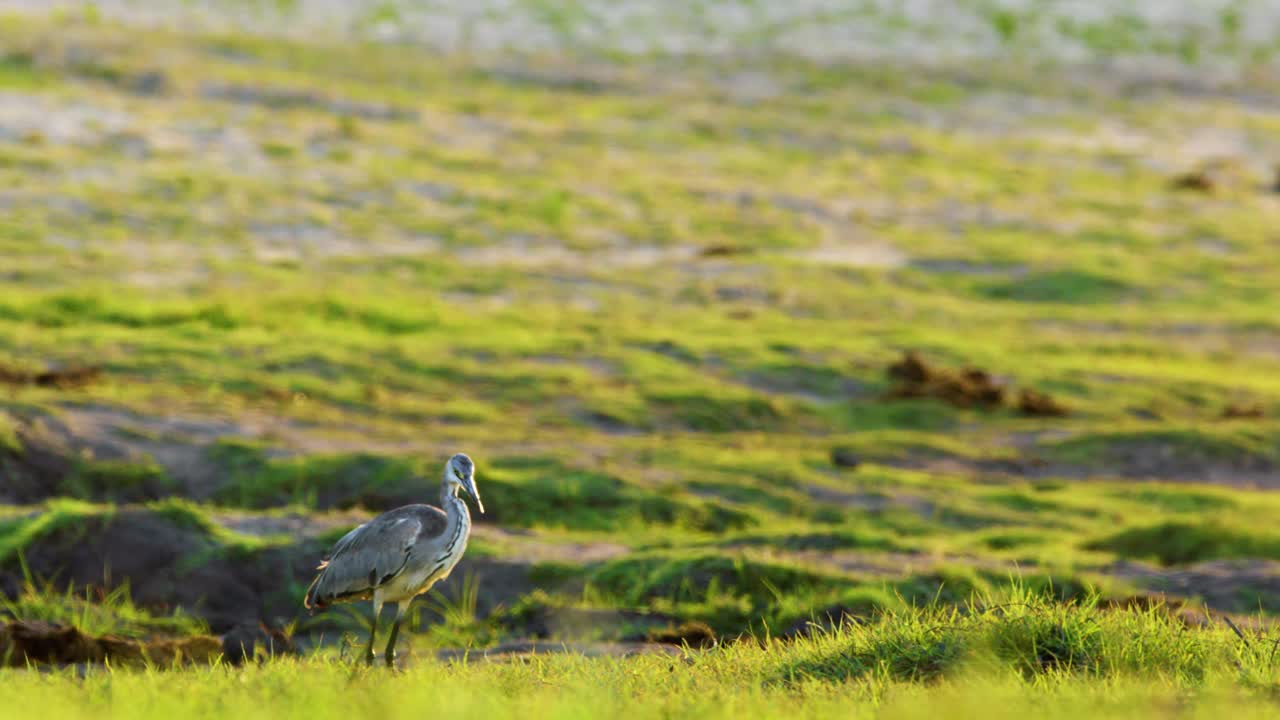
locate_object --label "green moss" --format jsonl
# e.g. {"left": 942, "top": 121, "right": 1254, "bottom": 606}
{"left": 980, "top": 270, "right": 1136, "bottom": 304}
{"left": 213, "top": 451, "right": 423, "bottom": 509}
{"left": 726, "top": 529, "right": 908, "bottom": 553}
{"left": 587, "top": 552, "right": 840, "bottom": 607}
{"left": 1046, "top": 428, "right": 1276, "bottom": 469}
{"left": 485, "top": 463, "right": 754, "bottom": 533}
{"left": 647, "top": 392, "right": 792, "bottom": 432}
{"left": 980, "top": 530, "right": 1046, "bottom": 550}
{"left": 0, "top": 51, "right": 55, "bottom": 90}
{"left": 0, "top": 412, "right": 20, "bottom": 453}
{"left": 1107, "top": 487, "right": 1239, "bottom": 513}
{"left": 60, "top": 459, "right": 176, "bottom": 502}
{"left": 0, "top": 499, "right": 111, "bottom": 565}
{"left": 1085, "top": 521, "right": 1280, "bottom": 566}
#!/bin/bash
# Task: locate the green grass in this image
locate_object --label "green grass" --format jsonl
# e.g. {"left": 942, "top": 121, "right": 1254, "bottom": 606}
{"left": 0, "top": 500, "right": 108, "bottom": 565}
{"left": 1, "top": 567, "right": 206, "bottom": 639}
{"left": 7, "top": 596, "right": 1280, "bottom": 718}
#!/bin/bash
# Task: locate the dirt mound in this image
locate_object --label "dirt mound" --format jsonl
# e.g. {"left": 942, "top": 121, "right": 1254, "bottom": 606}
{"left": 886, "top": 352, "right": 1070, "bottom": 416}
{"left": 1221, "top": 403, "right": 1265, "bottom": 420}
{"left": 0, "top": 364, "right": 103, "bottom": 389}
{"left": 1018, "top": 389, "right": 1069, "bottom": 417}
{"left": 0, "top": 620, "right": 222, "bottom": 667}
{"left": 1170, "top": 170, "right": 1215, "bottom": 193}
{"left": 886, "top": 351, "right": 1004, "bottom": 409}
{"left": 1, "top": 508, "right": 319, "bottom": 633}
{"left": 646, "top": 621, "right": 717, "bottom": 648}
{"left": 1169, "top": 159, "right": 1258, "bottom": 196}
{"left": 698, "top": 244, "right": 751, "bottom": 258}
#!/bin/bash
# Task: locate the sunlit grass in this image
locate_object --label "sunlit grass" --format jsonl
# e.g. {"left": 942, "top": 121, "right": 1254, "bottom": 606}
{"left": 8, "top": 593, "right": 1280, "bottom": 719}
{"left": 1, "top": 562, "right": 206, "bottom": 639}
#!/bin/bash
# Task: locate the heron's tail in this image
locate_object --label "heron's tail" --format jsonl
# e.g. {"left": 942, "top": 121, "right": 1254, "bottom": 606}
{"left": 302, "top": 558, "right": 335, "bottom": 612}
{"left": 303, "top": 572, "right": 327, "bottom": 612}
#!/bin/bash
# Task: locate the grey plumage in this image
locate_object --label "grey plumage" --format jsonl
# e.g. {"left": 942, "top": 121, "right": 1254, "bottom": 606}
{"left": 303, "top": 452, "right": 484, "bottom": 666}
{"left": 304, "top": 505, "right": 446, "bottom": 607}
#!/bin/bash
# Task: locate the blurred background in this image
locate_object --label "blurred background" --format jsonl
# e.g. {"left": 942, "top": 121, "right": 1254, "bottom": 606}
{"left": 0, "top": 0, "right": 1278, "bottom": 660}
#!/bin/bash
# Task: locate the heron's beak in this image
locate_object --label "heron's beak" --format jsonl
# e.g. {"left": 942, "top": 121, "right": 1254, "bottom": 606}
{"left": 463, "top": 474, "right": 485, "bottom": 514}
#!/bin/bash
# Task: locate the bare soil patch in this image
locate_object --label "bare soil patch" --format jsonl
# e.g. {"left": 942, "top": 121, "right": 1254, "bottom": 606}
{"left": 1100, "top": 559, "right": 1280, "bottom": 615}
{"left": 888, "top": 433, "right": 1280, "bottom": 489}
{"left": 475, "top": 526, "right": 629, "bottom": 565}
{"left": 0, "top": 406, "right": 240, "bottom": 503}
{"left": 0, "top": 404, "right": 416, "bottom": 503}
{"left": 201, "top": 82, "right": 418, "bottom": 122}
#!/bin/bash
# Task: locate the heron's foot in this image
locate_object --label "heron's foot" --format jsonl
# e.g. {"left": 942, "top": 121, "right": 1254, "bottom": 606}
{"left": 384, "top": 650, "right": 397, "bottom": 668}
{"left": 364, "top": 649, "right": 376, "bottom": 666}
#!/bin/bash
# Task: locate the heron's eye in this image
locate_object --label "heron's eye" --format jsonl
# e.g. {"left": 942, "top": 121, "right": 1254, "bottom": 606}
{"left": 454, "top": 468, "right": 464, "bottom": 481}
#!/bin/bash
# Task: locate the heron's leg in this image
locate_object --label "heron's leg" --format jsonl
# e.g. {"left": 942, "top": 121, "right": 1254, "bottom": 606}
{"left": 366, "top": 595, "right": 383, "bottom": 666}
{"left": 384, "top": 602, "right": 405, "bottom": 668}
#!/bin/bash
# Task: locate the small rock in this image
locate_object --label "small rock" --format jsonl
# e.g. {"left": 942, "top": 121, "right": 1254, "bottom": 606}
{"left": 1127, "top": 407, "right": 1161, "bottom": 421}
{"left": 829, "top": 447, "right": 861, "bottom": 469}
{"left": 129, "top": 70, "right": 169, "bottom": 96}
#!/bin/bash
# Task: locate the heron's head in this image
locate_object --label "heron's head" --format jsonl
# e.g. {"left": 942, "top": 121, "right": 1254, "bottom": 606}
{"left": 445, "top": 453, "right": 484, "bottom": 514}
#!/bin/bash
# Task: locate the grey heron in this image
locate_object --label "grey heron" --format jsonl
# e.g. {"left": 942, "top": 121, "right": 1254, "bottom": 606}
{"left": 304, "top": 453, "right": 484, "bottom": 666}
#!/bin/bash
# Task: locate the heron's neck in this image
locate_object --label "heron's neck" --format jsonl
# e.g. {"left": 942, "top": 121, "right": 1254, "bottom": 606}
{"left": 439, "top": 481, "right": 471, "bottom": 527}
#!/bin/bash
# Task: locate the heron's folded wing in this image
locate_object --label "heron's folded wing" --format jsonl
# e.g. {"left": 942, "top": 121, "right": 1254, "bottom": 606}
{"left": 311, "top": 509, "right": 440, "bottom": 601}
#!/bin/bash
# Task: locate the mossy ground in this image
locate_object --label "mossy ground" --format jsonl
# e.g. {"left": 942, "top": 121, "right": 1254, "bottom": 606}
{"left": 0, "top": 2, "right": 1279, "bottom": 714}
